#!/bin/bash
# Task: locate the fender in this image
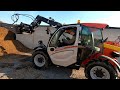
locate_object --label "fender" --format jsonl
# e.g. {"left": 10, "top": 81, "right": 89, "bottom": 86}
{"left": 34, "top": 42, "right": 47, "bottom": 51}
{"left": 99, "top": 55, "right": 120, "bottom": 71}
{"left": 34, "top": 46, "right": 44, "bottom": 51}
{"left": 33, "top": 46, "right": 47, "bottom": 52}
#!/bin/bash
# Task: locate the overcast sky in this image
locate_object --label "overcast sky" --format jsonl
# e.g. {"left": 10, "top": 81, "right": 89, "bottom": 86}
{"left": 0, "top": 11, "right": 120, "bottom": 27}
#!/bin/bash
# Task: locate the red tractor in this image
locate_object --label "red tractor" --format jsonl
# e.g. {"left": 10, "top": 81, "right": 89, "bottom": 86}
{"left": 11, "top": 14, "right": 120, "bottom": 79}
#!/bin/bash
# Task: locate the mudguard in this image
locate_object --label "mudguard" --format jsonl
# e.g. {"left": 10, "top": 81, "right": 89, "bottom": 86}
{"left": 34, "top": 46, "right": 43, "bottom": 51}
{"left": 34, "top": 46, "right": 47, "bottom": 52}
{"left": 99, "top": 55, "right": 120, "bottom": 72}
{"left": 33, "top": 41, "right": 47, "bottom": 51}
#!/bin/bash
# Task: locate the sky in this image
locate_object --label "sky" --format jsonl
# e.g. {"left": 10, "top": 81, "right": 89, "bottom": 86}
{"left": 0, "top": 11, "right": 120, "bottom": 27}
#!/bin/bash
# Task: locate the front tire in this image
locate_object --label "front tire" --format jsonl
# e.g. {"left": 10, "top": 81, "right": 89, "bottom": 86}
{"left": 85, "top": 61, "right": 118, "bottom": 79}
{"left": 32, "top": 51, "right": 49, "bottom": 69}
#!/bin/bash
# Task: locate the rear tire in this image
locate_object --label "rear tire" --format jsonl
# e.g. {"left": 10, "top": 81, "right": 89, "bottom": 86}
{"left": 85, "top": 61, "right": 118, "bottom": 79}
{"left": 32, "top": 51, "right": 49, "bottom": 69}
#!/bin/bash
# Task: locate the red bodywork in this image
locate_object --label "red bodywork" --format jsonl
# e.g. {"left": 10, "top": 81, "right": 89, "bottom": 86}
{"left": 81, "top": 23, "right": 108, "bottom": 29}
{"left": 80, "top": 23, "right": 117, "bottom": 66}
{"left": 105, "top": 41, "right": 120, "bottom": 47}
{"left": 81, "top": 52, "right": 102, "bottom": 66}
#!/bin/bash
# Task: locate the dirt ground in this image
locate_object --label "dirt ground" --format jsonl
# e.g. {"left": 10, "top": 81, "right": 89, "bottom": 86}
{"left": 0, "top": 52, "right": 86, "bottom": 79}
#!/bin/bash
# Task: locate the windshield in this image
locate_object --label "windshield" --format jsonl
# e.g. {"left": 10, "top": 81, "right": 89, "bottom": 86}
{"left": 81, "top": 26, "right": 93, "bottom": 47}
{"left": 90, "top": 28, "right": 103, "bottom": 47}
{"left": 81, "top": 26, "right": 103, "bottom": 52}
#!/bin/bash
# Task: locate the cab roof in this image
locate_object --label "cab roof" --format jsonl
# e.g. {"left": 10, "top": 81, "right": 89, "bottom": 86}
{"left": 62, "top": 23, "right": 109, "bottom": 29}
{"left": 81, "top": 23, "right": 109, "bottom": 29}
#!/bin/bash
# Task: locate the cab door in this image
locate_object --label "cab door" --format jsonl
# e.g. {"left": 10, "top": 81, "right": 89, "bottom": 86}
{"left": 47, "top": 25, "right": 80, "bottom": 67}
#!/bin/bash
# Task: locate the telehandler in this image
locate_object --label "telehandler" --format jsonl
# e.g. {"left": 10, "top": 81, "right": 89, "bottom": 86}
{"left": 6, "top": 14, "right": 120, "bottom": 79}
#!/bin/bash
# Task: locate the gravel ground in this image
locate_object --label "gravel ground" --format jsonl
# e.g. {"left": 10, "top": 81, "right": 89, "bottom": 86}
{"left": 0, "top": 53, "right": 86, "bottom": 79}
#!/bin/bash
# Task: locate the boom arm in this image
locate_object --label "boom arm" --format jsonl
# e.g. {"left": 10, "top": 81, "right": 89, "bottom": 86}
{"left": 31, "top": 15, "right": 62, "bottom": 28}
{"left": 17, "top": 15, "right": 62, "bottom": 34}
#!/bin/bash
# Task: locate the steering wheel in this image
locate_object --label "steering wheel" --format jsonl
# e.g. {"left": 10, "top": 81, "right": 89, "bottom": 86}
{"left": 82, "top": 39, "right": 90, "bottom": 46}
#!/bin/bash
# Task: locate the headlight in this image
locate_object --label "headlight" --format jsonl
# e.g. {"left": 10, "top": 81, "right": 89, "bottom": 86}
{"left": 111, "top": 51, "right": 120, "bottom": 58}
{"left": 94, "top": 47, "right": 100, "bottom": 52}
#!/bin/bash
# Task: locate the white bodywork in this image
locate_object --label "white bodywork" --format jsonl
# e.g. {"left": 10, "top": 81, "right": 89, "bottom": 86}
{"left": 47, "top": 25, "right": 81, "bottom": 66}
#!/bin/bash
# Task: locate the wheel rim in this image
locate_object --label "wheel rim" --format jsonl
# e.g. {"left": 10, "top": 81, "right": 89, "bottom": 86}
{"left": 90, "top": 66, "right": 110, "bottom": 79}
{"left": 34, "top": 54, "right": 46, "bottom": 67}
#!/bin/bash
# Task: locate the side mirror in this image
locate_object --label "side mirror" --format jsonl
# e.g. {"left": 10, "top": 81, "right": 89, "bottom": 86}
{"left": 102, "top": 37, "right": 108, "bottom": 43}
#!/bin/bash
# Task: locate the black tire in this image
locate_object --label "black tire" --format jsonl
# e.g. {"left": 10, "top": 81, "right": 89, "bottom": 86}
{"left": 32, "top": 51, "right": 49, "bottom": 69}
{"left": 85, "top": 61, "right": 118, "bottom": 79}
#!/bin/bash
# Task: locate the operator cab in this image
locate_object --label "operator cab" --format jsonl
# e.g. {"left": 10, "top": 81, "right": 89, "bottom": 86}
{"left": 47, "top": 23, "right": 107, "bottom": 67}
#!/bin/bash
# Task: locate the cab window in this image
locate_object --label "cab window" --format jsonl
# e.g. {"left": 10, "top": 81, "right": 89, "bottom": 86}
{"left": 49, "top": 27, "right": 77, "bottom": 47}
{"left": 81, "top": 26, "right": 93, "bottom": 47}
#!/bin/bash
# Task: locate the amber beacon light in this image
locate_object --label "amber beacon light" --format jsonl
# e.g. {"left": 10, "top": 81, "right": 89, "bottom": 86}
{"left": 77, "top": 20, "right": 80, "bottom": 24}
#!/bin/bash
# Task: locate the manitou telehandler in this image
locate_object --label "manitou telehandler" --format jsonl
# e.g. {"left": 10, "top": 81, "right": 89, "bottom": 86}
{"left": 7, "top": 14, "right": 120, "bottom": 79}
